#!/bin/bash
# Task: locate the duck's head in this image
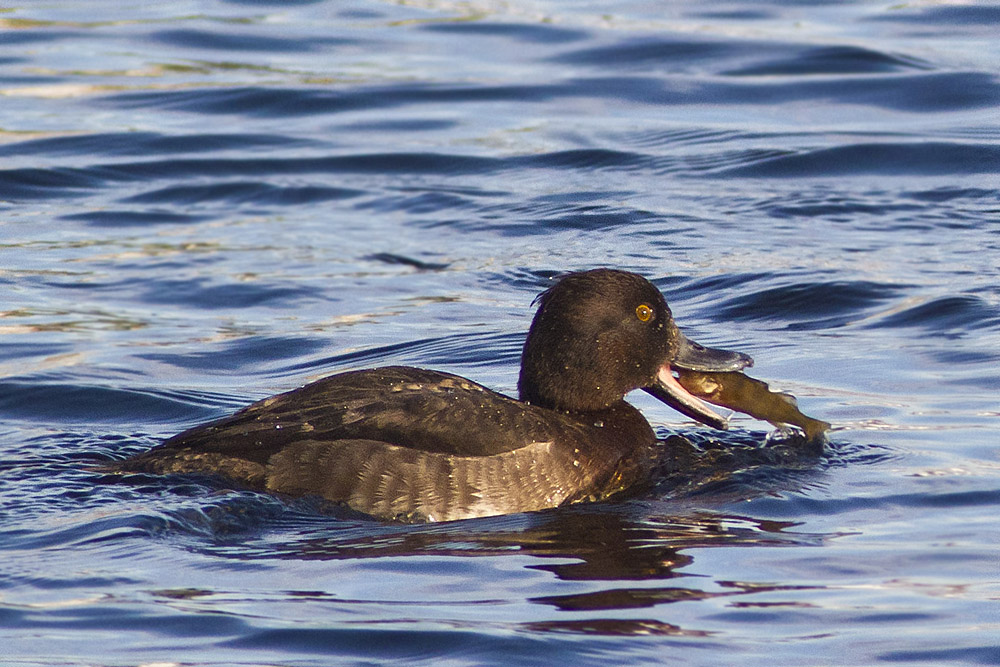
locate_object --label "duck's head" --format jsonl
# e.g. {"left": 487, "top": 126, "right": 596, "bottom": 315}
{"left": 518, "top": 268, "right": 752, "bottom": 428}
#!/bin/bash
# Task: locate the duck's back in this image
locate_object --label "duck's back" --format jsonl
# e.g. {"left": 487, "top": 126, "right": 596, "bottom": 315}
{"left": 159, "top": 367, "right": 560, "bottom": 457}
{"left": 116, "top": 367, "right": 656, "bottom": 521}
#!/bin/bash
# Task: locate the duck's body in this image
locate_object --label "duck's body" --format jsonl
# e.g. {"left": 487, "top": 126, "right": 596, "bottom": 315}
{"left": 115, "top": 269, "right": 752, "bottom": 522}
{"left": 121, "top": 367, "right": 658, "bottom": 521}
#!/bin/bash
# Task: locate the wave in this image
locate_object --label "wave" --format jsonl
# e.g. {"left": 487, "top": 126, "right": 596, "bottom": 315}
{"left": 718, "top": 141, "right": 1000, "bottom": 178}
{"left": 711, "top": 280, "right": 908, "bottom": 330}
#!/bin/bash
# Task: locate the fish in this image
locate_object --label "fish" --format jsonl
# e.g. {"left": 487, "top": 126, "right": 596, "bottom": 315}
{"left": 675, "top": 369, "right": 830, "bottom": 443}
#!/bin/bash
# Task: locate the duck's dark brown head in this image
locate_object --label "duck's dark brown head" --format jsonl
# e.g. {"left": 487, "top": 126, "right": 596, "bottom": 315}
{"left": 517, "top": 269, "right": 752, "bottom": 426}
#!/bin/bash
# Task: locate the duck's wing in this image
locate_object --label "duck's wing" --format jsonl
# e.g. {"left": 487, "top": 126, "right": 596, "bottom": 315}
{"left": 137, "top": 367, "right": 563, "bottom": 465}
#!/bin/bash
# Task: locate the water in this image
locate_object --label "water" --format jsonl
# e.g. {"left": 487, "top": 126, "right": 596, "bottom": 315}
{"left": 1, "top": 1, "right": 998, "bottom": 665}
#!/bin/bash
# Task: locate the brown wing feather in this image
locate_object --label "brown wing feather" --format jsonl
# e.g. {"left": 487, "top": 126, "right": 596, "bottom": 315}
{"left": 153, "top": 367, "right": 564, "bottom": 460}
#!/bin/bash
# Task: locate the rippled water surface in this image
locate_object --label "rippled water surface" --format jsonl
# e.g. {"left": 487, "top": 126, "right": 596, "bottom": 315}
{"left": 2, "top": 1, "right": 999, "bottom": 665}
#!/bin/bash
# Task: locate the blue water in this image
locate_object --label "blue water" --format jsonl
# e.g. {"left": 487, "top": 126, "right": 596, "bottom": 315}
{"left": 2, "top": 1, "right": 999, "bottom": 665}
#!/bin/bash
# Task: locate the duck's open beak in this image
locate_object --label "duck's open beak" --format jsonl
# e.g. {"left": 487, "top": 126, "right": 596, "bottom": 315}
{"left": 644, "top": 331, "right": 753, "bottom": 430}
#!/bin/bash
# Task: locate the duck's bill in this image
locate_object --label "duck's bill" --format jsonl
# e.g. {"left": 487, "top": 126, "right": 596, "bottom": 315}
{"left": 672, "top": 332, "right": 753, "bottom": 372}
{"left": 644, "top": 334, "right": 753, "bottom": 430}
{"left": 645, "top": 366, "right": 730, "bottom": 430}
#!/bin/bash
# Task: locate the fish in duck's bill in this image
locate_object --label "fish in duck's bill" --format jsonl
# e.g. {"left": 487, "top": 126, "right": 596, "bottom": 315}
{"left": 674, "top": 367, "right": 831, "bottom": 443}
{"left": 645, "top": 327, "right": 829, "bottom": 442}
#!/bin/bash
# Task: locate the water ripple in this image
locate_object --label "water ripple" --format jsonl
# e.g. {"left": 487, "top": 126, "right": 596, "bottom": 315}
{"left": 150, "top": 28, "right": 354, "bottom": 53}
{"left": 102, "top": 84, "right": 555, "bottom": 116}
{"left": 0, "top": 132, "right": 309, "bottom": 157}
{"left": 866, "top": 4, "right": 1000, "bottom": 27}
{"left": 713, "top": 281, "right": 908, "bottom": 330}
{"left": 9, "top": 135, "right": 994, "bottom": 207}
{"left": 724, "top": 45, "right": 932, "bottom": 76}
{"left": 550, "top": 35, "right": 772, "bottom": 70}
{"left": 138, "top": 335, "right": 328, "bottom": 374}
{"left": 61, "top": 209, "right": 211, "bottom": 227}
{"left": 871, "top": 294, "right": 1000, "bottom": 332}
{"left": 122, "top": 181, "right": 363, "bottom": 206}
{"left": 221, "top": 627, "right": 564, "bottom": 663}
{"left": 0, "top": 380, "right": 222, "bottom": 424}
{"left": 721, "top": 141, "right": 1000, "bottom": 178}
{"left": 419, "top": 21, "right": 588, "bottom": 44}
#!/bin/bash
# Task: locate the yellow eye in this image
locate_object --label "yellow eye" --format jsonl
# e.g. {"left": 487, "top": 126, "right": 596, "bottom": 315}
{"left": 635, "top": 304, "right": 654, "bottom": 322}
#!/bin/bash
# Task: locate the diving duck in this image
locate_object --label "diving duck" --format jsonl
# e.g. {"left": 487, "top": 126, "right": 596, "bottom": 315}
{"left": 115, "top": 269, "right": 752, "bottom": 521}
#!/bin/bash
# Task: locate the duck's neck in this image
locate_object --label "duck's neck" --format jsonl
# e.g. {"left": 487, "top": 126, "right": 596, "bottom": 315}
{"left": 569, "top": 400, "right": 657, "bottom": 448}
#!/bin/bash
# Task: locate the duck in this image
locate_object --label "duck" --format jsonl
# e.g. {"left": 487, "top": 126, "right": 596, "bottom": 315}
{"left": 114, "top": 268, "right": 752, "bottom": 522}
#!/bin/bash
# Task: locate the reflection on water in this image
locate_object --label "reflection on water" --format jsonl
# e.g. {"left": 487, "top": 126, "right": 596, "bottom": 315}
{"left": 153, "top": 484, "right": 835, "bottom": 639}
{"left": 221, "top": 503, "right": 822, "bottom": 573}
